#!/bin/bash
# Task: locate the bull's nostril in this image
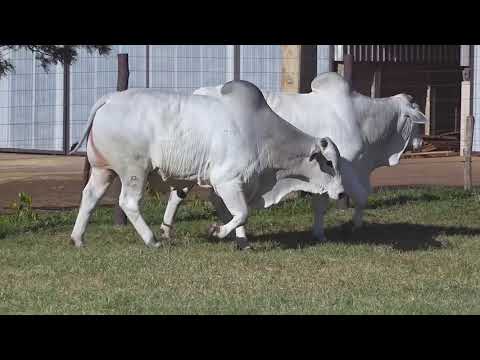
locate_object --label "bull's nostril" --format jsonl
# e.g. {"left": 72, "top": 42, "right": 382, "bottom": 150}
{"left": 338, "top": 192, "right": 345, "bottom": 199}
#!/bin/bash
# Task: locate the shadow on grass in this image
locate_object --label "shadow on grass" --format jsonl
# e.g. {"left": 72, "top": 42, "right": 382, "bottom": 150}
{"left": 367, "top": 193, "right": 442, "bottom": 209}
{"left": 249, "top": 222, "right": 480, "bottom": 251}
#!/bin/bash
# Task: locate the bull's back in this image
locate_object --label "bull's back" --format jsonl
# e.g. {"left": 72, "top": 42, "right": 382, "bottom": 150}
{"left": 265, "top": 91, "right": 364, "bottom": 161}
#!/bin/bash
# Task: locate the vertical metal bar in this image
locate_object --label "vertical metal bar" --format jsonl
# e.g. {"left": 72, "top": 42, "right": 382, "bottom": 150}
{"left": 234, "top": 45, "right": 240, "bottom": 80}
{"left": 145, "top": 45, "right": 150, "bottom": 88}
{"left": 199, "top": 45, "right": 204, "bottom": 86}
{"left": 329, "top": 44, "right": 335, "bottom": 71}
{"left": 31, "top": 51, "right": 36, "bottom": 149}
{"left": 63, "top": 61, "right": 70, "bottom": 155}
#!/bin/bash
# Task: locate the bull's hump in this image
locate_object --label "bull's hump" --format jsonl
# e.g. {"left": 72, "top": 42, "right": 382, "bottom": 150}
{"left": 220, "top": 80, "right": 266, "bottom": 110}
{"left": 311, "top": 72, "right": 351, "bottom": 95}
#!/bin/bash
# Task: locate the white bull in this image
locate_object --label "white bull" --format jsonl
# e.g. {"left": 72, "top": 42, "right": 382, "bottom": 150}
{"left": 69, "top": 80, "right": 345, "bottom": 249}
{"left": 160, "top": 72, "right": 427, "bottom": 242}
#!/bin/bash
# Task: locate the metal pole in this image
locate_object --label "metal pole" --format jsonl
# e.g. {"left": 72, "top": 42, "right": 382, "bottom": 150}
{"left": 63, "top": 61, "right": 70, "bottom": 155}
{"left": 145, "top": 45, "right": 150, "bottom": 88}
{"left": 233, "top": 45, "right": 241, "bottom": 81}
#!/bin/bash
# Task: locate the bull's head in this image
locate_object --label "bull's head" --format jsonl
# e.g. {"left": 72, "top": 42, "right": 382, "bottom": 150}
{"left": 309, "top": 137, "right": 345, "bottom": 200}
{"left": 387, "top": 94, "right": 427, "bottom": 165}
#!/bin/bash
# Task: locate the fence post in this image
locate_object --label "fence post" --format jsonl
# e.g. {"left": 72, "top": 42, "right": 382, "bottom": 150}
{"left": 299, "top": 45, "right": 318, "bottom": 94}
{"left": 464, "top": 115, "right": 474, "bottom": 191}
{"left": 337, "top": 53, "right": 353, "bottom": 210}
{"left": 63, "top": 61, "right": 70, "bottom": 155}
{"left": 113, "top": 54, "right": 130, "bottom": 225}
{"left": 234, "top": 45, "right": 241, "bottom": 81}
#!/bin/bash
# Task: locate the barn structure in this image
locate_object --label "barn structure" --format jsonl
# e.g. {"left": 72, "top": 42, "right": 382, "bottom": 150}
{"left": 0, "top": 45, "right": 479, "bottom": 155}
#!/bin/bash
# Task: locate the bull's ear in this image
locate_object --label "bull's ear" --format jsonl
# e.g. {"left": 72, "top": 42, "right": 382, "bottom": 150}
{"left": 309, "top": 146, "right": 321, "bottom": 161}
{"left": 310, "top": 138, "right": 329, "bottom": 161}
{"left": 309, "top": 139, "right": 328, "bottom": 161}
{"left": 309, "top": 149, "right": 320, "bottom": 162}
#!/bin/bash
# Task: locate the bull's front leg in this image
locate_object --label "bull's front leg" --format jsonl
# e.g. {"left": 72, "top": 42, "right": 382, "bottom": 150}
{"left": 208, "top": 190, "right": 251, "bottom": 250}
{"left": 311, "top": 193, "right": 330, "bottom": 242}
{"left": 208, "top": 181, "right": 250, "bottom": 249}
{"left": 347, "top": 182, "right": 369, "bottom": 231}
{"left": 161, "top": 186, "right": 192, "bottom": 239}
{"left": 352, "top": 206, "right": 364, "bottom": 230}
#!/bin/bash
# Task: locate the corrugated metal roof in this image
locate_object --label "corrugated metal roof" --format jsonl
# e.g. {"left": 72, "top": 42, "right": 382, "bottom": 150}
{"left": 335, "top": 45, "right": 460, "bottom": 65}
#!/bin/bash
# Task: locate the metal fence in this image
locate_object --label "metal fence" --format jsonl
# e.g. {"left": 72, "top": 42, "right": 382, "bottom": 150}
{"left": 70, "top": 45, "right": 148, "bottom": 152}
{"left": 0, "top": 45, "right": 332, "bottom": 154}
{"left": 0, "top": 47, "right": 64, "bottom": 153}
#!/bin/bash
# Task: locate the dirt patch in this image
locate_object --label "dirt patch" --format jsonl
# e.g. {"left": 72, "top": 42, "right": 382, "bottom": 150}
{"left": 0, "top": 153, "right": 478, "bottom": 214}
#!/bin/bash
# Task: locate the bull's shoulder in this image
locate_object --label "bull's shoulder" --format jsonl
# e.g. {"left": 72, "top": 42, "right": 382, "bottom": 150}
{"left": 311, "top": 72, "right": 351, "bottom": 95}
{"left": 220, "top": 80, "right": 267, "bottom": 110}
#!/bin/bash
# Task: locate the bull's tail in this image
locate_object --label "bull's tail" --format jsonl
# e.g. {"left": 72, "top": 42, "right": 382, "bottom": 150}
{"left": 68, "top": 94, "right": 110, "bottom": 155}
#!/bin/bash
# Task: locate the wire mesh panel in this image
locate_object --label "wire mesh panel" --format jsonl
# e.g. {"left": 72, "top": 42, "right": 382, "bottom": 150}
{"left": 69, "top": 45, "right": 147, "bottom": 151}
{"left": 240, "top": 45, "right": 284, "bottom": 92}
{"left": 473, "top": 45, "right": 480, "bottom": 152}
{"left": 317, "top": 45, "right": 332, "bottom": 75}
{"left": 0, "top": 47, "right": 64, "bottom": 151}
{"left": 149, "top": 45, "right": 233, "bottom": 94}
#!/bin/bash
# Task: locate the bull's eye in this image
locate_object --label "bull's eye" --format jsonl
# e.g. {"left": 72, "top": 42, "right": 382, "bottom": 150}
{"left": 326, "top": 161, "right": 333, "bottom": 167}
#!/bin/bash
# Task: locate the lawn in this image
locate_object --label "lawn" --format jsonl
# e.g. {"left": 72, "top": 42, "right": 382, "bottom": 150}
{"left": 0, "top": 186, "right": 479, "bottom": 314}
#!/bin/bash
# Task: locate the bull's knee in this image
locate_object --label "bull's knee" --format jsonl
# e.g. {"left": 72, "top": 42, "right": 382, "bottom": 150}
{"left": 119, "top": 195, "right": 139, "bottom": 219}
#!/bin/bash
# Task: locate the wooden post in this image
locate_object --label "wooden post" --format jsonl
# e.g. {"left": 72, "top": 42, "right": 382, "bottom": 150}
{"left": 460, "top": 68, "right": 471, "bottom": 156}
{"left": 464, "top": 115, "right": 474, "bottom": 191}
{"left": 371, "top": 65, "right": 382, "bottom": 98}
{"left": 425, "top": 85, "right": 436, "bottom": 136}
{"left": 343, "top": 53, "right": 353, "bottom": 87}
{"left": 299, "top": 45, "right": 318, "bottom": 94}
{"left": 337, "top": 53, "right": 353, "bottom": 210}
{"left": 281, "top": 45, "right": 301, "bottom": 93}
{"left": 113, "top": 54, "right": 130, "bottom": 225}
{"left": 425, "top": 85, "right": 431, "bottom": 136}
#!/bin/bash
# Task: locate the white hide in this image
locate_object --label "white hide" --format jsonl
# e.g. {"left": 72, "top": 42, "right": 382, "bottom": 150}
{"left": 70, "top": 80, "right": 345, "bottom": 248}
{"left": 162, "top": 72, "right": 427, "bottom": 242}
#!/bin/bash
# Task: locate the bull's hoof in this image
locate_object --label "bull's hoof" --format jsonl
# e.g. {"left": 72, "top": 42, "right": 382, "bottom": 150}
{"left": 312, "top": 232, "right": 328, "bottom": 243}
{"left": 160, "top": 224, "right": 174, "bottom": 239}
{"left": 235, "top": 237, "right": 253, "bottom": 251}
{"left": 352, "top": 224, "right": 363, "bottom": 232}
{"left": 146, "top": 237, "right": 162, "bottom": 248}
{"left": 159, "top": 230, "right": 172, "bottom": 240}
{"left": 70, "top": 237, "right": 85, "bottom": 248}
{"left": 208, "top": 223, "right": 221, "bottom": 238}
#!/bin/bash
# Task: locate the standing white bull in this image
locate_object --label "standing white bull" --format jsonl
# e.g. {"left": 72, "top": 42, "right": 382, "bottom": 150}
{"left": 69, "top": 80, "right": 345, "bottom": 249}
{"left": 160, "top": 72, "right": 427, "bottom": 242}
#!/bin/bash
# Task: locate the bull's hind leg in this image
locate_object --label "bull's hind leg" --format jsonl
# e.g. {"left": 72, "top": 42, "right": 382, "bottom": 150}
{"left": 208, "top": 181, "right": 250, "bottom": 249}
{"left": 160, "top": 186, "right": 193, "bottom": 239}
{"left": 118, "top": 170, "right": 160, "bottom": 248}
{"left": 208, "top": 191, "right": 247, "bottom": 242}
{"left": 71, "top": 167, "right": 115, "bottom": 247}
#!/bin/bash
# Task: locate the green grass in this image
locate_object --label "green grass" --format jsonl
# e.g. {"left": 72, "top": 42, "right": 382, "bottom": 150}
{"left": 1, "top": 186, "right": 480, "bottom": 314}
